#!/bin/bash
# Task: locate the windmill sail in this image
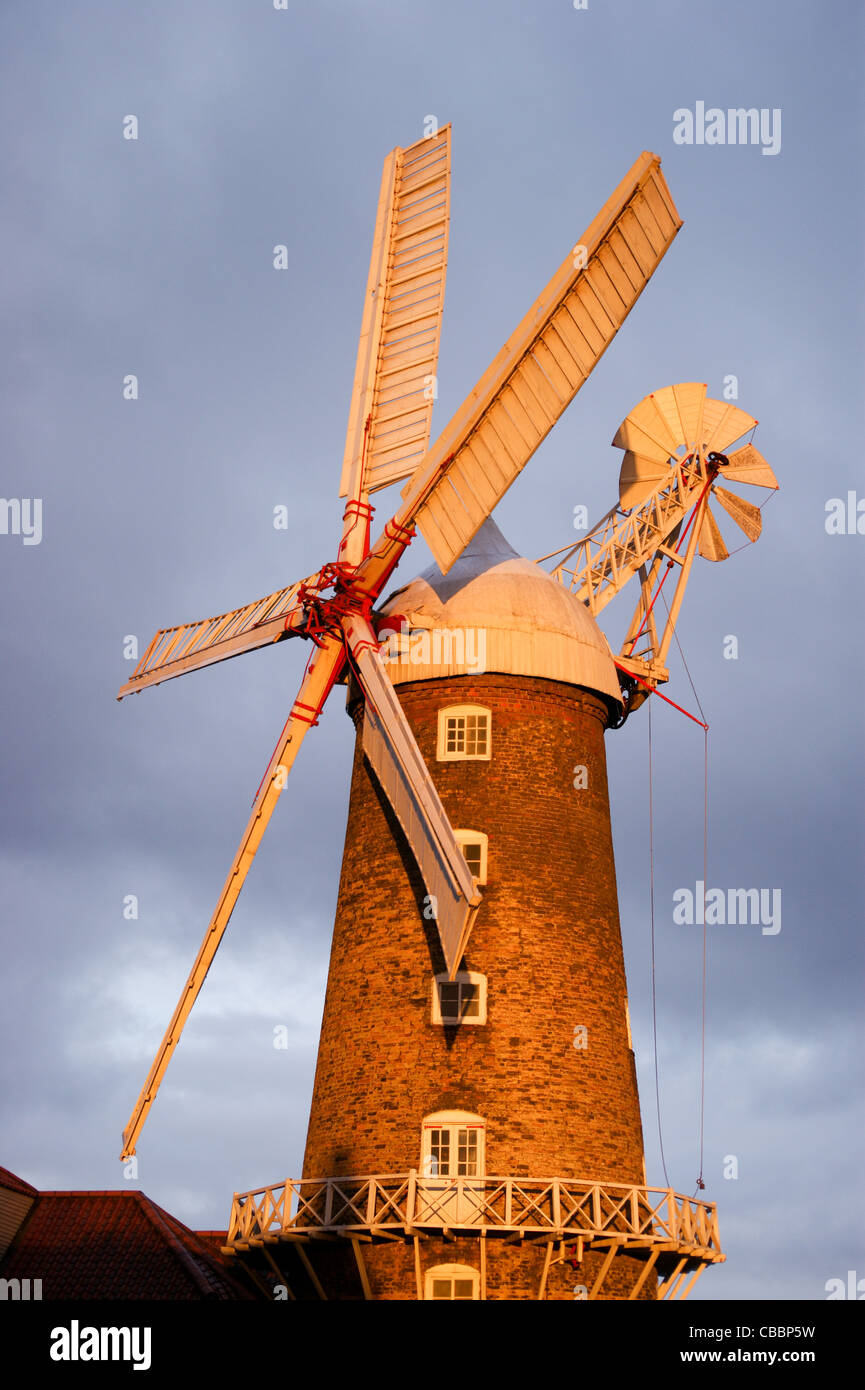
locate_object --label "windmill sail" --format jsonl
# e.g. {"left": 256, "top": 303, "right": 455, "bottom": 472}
{"left": 343, "top": 614, "right": 481, "bottom": 978}
{"left": 712, "top": 485, "right": 762, "bottom": 541}
{"left": 339, "top": 125, "right": 451, "bottom": 520}
{"left": 697, "top": 503, "right": 729, "bottom": 562}
{"left": 721, "top": 444, "right": 778, "bottom": 489}
{"left": 120, "top": 632, "right": 346, "bottom": 1158}
{"left": 615, "top": 385, "right": 760, "bottom": 509}
{"left": 117, "top": 574, "right": 319, "bottom": 698}
{"left": 384, "top": 150, "right": 682, "bottom": 576}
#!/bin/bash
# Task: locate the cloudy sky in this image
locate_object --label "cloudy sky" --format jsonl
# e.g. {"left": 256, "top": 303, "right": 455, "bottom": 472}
{"left": 1, "top": 0, "right": 862, "bottom": 1302}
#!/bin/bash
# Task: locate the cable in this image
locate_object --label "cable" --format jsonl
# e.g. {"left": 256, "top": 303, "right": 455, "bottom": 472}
{"left": 659, "top": 592, "right": 707, "bottom": 727}
{"left": 697, "top": 725, "right": 708, "bottom": 1197}
{"left": 657, "top": 589, "right": 710, "bottom": 1198}
{"left": 648, "top": 697, "right": 672, "bottom": 1191}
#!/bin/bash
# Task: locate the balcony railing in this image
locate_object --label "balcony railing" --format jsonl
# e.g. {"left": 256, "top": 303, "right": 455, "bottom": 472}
{"left": 226, "top": 1172, "right": 723, "bottom": 1262}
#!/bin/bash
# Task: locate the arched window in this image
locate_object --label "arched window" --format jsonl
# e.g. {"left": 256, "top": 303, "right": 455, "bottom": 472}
{"left": 436, "top": 705, "right": 491, "bottom": 761}
{"left": 431, "top": 970, "right": 487, "bottom": 1026}
{"left": 424, "top": 1263, "right": 480, "bottom": 1300}
{"left": 420, "top": 1111, "right": 485, "bottom": 1179}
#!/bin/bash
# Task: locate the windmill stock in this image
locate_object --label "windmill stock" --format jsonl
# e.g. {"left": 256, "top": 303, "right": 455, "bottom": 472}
{"left": 118, "top": 128, "right": 777, "bottom": 1300}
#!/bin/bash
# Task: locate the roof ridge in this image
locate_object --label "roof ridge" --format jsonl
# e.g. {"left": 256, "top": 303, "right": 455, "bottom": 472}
{"left": 137, "top": 1194, "right": 223, "bottom": 1297}
{"left": 33, "top": 1189, "right": 140, "bottom": 1198}
{"left": 0, "top": 1165, "right": 38, "bottom": 1197}
{"left": 139, "top": 1194, "right": 245, "bottom": 1299}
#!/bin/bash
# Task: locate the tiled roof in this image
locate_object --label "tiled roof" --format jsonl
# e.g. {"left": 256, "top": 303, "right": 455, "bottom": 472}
{"left": 0, "top": 1189, "right": 256, "bottom": 1300}
{"left": 195, "top": 1230, "right": 230, "bottom": 1250}
{"left": 0, "top": 1165, "right": 38, "bottom": 1197}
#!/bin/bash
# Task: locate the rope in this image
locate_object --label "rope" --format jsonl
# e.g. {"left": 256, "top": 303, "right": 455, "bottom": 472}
{"left": 648, "top": 697, "right": 672, "bottom": 1190}
{"left": 614, "top": 662, "right": 707, "bottom": 730}
{"left": 655, "top": 590, "right": 710, "bottom": 1198}
{"left": 697, "top": 726, "right": 708, "bottom": 1198}
{"left": 658, "top": 593, "right": 708, "bottom": 727}
{"left": 645, "top": 442, "right": 768, "bottom": 1195}
{"left": 683, "top": 465, "right": 779, "bottom": 1188}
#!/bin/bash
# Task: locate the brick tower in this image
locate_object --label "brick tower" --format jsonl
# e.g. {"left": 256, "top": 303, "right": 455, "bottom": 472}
{"left": 296, "top": 520, "right": 654, "bottom": 1300}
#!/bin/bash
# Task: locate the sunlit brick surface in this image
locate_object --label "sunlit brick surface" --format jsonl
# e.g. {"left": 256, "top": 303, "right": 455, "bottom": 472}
{"left": 300, "top": 673, "right": 653, "bottom": 1300}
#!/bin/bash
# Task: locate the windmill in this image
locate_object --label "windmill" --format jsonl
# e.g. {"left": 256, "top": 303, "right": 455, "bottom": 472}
{"left": 118, "top": 129, "right": 775, "bottom": 1300}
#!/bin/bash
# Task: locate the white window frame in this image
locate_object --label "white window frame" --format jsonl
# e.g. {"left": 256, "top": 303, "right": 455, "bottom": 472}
{"left": 431, "top": 970, "right": 487, "bottom": 1026}
{"left": 453, "top": 829, "right": 488, "bottom": 885}
{"left": 436, "top": 704, "right": 492, "bottom": 762}
{"left": 420, "top": 1110, "right": 486, "bottom": 1179}
{"left": 424, "top": 1263, "right": 480, "bottom": 1301}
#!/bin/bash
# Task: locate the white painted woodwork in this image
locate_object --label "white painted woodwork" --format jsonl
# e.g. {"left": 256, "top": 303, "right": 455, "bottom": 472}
{"left": 117, "top": 575, "right": 319, "bottom": 698}
{"left": 120, "top": 633, "right": 346, "bottom": 1158}
{"left": 389, "top": 152, "right": 682, "bottom": 575}
{"left": 224, "top": 1173, "right": 723, "bottom": 1300}
{"left": 342, "top": 612, "right": 480, "bottom": 980}
{"left": 339, "top": 126, "right": 450, "bottom": 516}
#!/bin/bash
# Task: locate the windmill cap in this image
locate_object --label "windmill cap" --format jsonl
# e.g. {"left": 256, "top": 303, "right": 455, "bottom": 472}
{"left": 379, "top": 517, "right": 620, "bottom": 702}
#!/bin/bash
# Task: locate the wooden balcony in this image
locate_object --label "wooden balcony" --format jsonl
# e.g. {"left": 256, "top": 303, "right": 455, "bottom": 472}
{"left": 222, "top": 1172, "right": 723, "bottom": 1300}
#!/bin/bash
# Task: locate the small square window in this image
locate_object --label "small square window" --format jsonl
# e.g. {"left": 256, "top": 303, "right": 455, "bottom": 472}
{"left": 437, "top": 706, "right": 492, "bottom": 761}
{"left": 431, "top": 971, "right": 487, "bottom": 1026}
{"left": 425, "top": 1264, "right": 480, "bottom": 1300}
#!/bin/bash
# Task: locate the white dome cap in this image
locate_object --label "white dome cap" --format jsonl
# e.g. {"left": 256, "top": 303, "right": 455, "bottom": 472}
{"left": 379, "top": 518, "right": 621, "bottom": 703}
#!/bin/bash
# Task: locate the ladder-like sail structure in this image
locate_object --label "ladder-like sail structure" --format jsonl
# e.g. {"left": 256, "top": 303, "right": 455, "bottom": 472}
{"left": 120, "top": 632, "right": 346, "bottom": 1159}
{"left": 343, "top": 613, "right": 481, "bottom": 979}
{"left": 117, "top": 575, "right": 318, "bottom": 698}
{"left": 384, "top": 151, "right": 682, "bottom": 576}
{"left": 339, "top": 125, "right": 451, "bottom": 554}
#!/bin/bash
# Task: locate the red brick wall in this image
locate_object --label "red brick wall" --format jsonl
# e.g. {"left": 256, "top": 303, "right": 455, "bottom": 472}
{"left": 300, "top": 673, "right": 653, "bottom": 1300}
{"left": 281, "top": 1233, "right": 654, "bottom": 1301}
